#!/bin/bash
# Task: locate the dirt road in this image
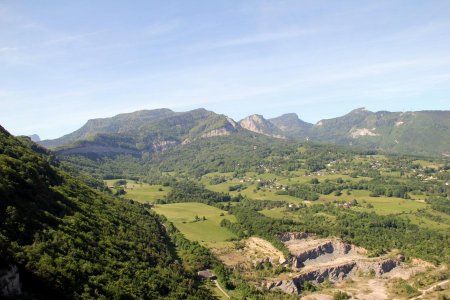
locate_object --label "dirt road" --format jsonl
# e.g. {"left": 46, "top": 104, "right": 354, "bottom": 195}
{"left": 214, "top": 280, "right": 230, "bottom": 299}
{"left": 410, "top": 279, "right": 449, "bottom": 300}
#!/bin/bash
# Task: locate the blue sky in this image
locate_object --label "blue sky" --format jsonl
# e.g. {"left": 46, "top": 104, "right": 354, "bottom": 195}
{"left": 1, "top": 0, "right": 450, "bottom": 139}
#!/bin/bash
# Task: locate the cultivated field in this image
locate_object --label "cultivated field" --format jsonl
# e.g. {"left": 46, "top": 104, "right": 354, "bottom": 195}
{"left": 105, "top": 179, "right": 170, "bottom": 203}
{"left": 152, "top": 202, "right": 237, "bottom": 246}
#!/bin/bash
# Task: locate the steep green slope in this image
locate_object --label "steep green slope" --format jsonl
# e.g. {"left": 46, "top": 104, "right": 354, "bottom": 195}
{"left": 39, "top": 107, "right": 450, "bottom": 160}
{"left": 56, "top": 131, "right": 294, "bottom": 180}
{"left": 58, "top": 130, "right": 371, "bottom": 182}
{"left": 0, "top": 126, "right": 212, "bottom": 299}
{"left": 43, "top": 108, "right": 240, "bottom": 156}
{"left": 40, "top": 108, "right": 176, "bottom": 148}
{"left": 310, "top": 108, "right": 450, "bottom": 156}
{"left": 268, "top": 113, "right": 312, "bottom": 139}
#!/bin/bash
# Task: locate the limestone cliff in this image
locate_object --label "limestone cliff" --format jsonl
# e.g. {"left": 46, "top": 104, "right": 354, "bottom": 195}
{"left": 239, "top": 115, "right": 286, "bottom": 139}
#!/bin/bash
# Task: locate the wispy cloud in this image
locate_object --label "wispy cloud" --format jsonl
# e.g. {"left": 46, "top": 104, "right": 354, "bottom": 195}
{"left": 0, "top": 47, "right": 18, "bottom": 52}
{"left": 42, "top": 31, "right": 104, "bottom": 46}
{"left": 189, "top": 27, "right": 323, "bottom": 51}
{"left": 142, "top": 21, "right": 180, "bottom": 37}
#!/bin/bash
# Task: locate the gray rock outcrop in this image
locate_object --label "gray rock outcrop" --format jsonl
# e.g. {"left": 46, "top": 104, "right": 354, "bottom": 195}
{"left": 0, "top": 265, "right": 21, "bottom": 297}
{"left": 264, "top": 233, "right": 403, "bottom": 295}
{"left": 292, "top": 240, "right": 354, "bottom": 268}
{"left": 265, "top": 257, "right": 401, "bottom": 294}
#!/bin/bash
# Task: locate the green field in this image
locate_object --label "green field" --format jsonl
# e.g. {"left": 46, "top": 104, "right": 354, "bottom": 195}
{"left": 105, "top": 179, "right": 170, "bottom": 203}
{"left": 124, "top": 184, "right": 171, "bottom": 203}
{"left": 152, "top": 202, "right": 237, "bottom": 245}
{"left": 413, "top": 159, "right": 444, "bottom": 169}
{"left": 262, "top": 196, "right": 427, "bottom": 217}
{"left": 351, "top": 197, "right": 426, "bottom": 215}
{"left": 261, "top": 200, "right": 450, "bottom": 233}
{"left": 107, "top": 173, "right": 447, "bottom": 235}
{"left": 202, "top": 171, "right": 375, "bottom": 205}
{"left": 261, "top": 207, "right": 336, "bottom": 222}
{"left": 261, "top": 207, "right": 292, "bottom": 219}
{"left": 238, "top": 184, "right": 305, "bottom": 203}
{"left": 203, "top": 181, "right": 240, "bottom": 193}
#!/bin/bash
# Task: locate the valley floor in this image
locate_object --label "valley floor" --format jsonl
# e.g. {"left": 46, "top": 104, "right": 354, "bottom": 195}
{"left": 106, "top": 163, "right": 450, "bottom": 298}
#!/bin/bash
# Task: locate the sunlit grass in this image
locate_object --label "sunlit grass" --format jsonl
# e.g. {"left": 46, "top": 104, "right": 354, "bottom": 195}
{"left": 153, "top": 202, "right": 237, "bottom": 244}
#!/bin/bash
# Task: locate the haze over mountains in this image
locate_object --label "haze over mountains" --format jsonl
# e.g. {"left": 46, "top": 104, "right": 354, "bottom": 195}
{"left": 39, "top": 108, "right": 450, "bottom": 157}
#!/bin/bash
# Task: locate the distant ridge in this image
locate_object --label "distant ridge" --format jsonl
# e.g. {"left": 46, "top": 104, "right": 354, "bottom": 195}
{"left": 269, "top": 113, "right": 312, "bottom": 139}
{"left": 40, "top": 108, "right": 176, "bottom": 148}
{"left": 40, "top": 108, "right": 242, "bottom": 155}
{"left": 28, "top": 134, "right": 41, "bottom": 142}
{"left": 308, "top": 109, "right": 450, "bottom": 156}
{"left": 38, "top": 107, "right": 450, "bottom": 157}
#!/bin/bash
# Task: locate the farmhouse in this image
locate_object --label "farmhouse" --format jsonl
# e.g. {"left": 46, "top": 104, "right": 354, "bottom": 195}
{"left": 197, "top": 269, "right": 216, "bottom": 280}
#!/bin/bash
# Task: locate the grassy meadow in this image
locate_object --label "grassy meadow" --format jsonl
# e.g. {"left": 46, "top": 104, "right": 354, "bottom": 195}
{"left": 105, "top": 179, "right": 170, "bottom": 203}
{"left": 152, "top": 202, "right": 237, "bottom": 246}
{"left": 107, "top": 169, "right": 450, "bottom": 236}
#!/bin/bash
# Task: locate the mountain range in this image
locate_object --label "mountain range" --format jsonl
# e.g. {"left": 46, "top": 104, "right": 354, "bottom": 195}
{"left": 39, "top": 107, "right": 450, "bottom": 157}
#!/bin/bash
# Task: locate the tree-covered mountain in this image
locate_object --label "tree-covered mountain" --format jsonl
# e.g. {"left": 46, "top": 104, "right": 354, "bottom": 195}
{"left": 245, "top": 108, "right": 450, "bottom": 157}
{"left": 268, "top": 113, "right": 312, "bottom": 139}
{"left": 308, "top": 108, "right": 450, "bottom": 156}
{"left": 0, "top": 125, "right": 213, "bottom": 299}
{"left": 28, "top": 134, "right": 41, "bottom": 142}
{"left": 39, "top": 107, "right": 450, "bottom": 157}
{"left": 40, "top": 108, "right": 241, "bottom": 156}
{"left": 40, "top": 109, "right": 176, "bottom": 148}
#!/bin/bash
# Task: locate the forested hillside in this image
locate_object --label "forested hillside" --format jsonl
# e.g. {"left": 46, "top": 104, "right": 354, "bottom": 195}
{"left": 40, "top": 108, "right": 240, "bottom": 155}
{"left": 309, "top": 108, "right": 450, "bottom": 156}
{"left": 58, "top": 132, "right": 370, "bottom": 181}
{"left": 0, "top": 125, "right": 213, "bottom": 299}
{"left": 39, "top": 108, "right": 450, "bottom": 158}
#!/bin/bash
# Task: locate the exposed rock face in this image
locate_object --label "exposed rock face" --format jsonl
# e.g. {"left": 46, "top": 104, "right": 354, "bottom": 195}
{"left": 266, "top": 258, "right": 401, "bottom": 294}
{"left": 188, "top": 118, "right": 238, "bottom": 141}
{"left": 296, "top": 261, "right": 357, "bottom": 283}
{"left": 264, "top": 279, "right": 298, "bottom": 294}
{"left": 200, "top": 122, "right": 237, "bottom": 139}
{"left": 350, "top": 128, "right": 380, "bottom": 138}
{"left": 291, "top": 241, "right": 353, "bottom": 268}
{"left": 239, "top": 114, "right": 285, "bottom": 139}
{"left": 200, "top": 126, "right": 233, "bottom": 139}
{"left": 226, "top": 117, "right": 238, "bottom": 129}
{"left": 29, "top": 134, "right": 41, "bottom": 142}
{"left": 277, "top": 232, "right": 311, "bottom": 242}
{"left": 0, "top": 266, "right": 21, "bottom": 297}
{"left": 152, "top": 139, "right": 178, "bottom": 152}
{"left": 263, "top": 233, "right": 402, "bottom": 295}
{"left": 357, "top": 258, "right": 401, "bottom": 276}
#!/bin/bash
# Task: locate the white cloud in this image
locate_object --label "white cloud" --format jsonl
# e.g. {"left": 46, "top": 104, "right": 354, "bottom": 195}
{"left": 0, "top": 47, "right": 18, "bottom": 52}
{"left": 142, "top": 21, "right": 180, "bottom": 37}
{"left": 189, "top": 27, "right": 323, "bottom": 51}
{"left": 42, "top": 31, "right": 104, "bottom": 46}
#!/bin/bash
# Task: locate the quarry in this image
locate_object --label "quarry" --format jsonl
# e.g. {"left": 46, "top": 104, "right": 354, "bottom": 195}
{"left": 214, "top": 232, "right": 445, "bottom": 299}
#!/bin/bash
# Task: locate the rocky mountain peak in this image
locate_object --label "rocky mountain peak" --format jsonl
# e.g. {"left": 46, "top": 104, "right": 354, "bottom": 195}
{"left": 269, "top": 113, "right": 312, "bottom": 139}
{"left": 28, "top": 134, "right": 41, "bottom": 142}
{"left": 347, "top": 107, "right": 372, "bottom": 115}
{"left": 239, "top": 114, "right": 285, "bottom": 139}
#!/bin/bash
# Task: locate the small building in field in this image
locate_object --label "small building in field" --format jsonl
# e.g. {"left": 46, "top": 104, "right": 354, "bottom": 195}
{"left": 197, "top": 269, "right": 216, "bottom": 280}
